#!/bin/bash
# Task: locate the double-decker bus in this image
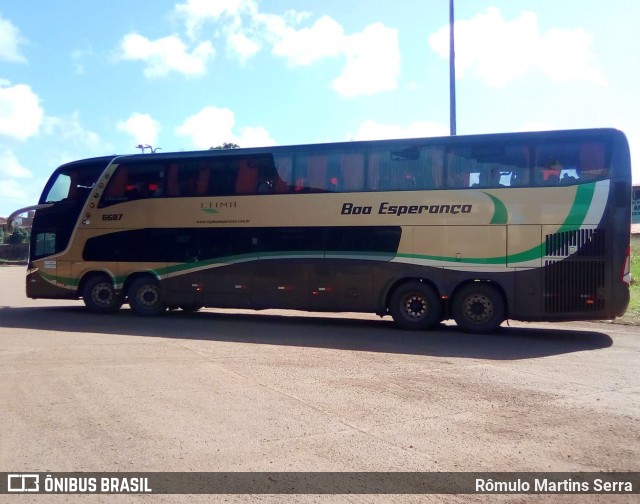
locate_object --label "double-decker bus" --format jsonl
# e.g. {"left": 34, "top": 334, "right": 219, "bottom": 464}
{"left": 9, "top": 128, "right": 631, "bottom": 333}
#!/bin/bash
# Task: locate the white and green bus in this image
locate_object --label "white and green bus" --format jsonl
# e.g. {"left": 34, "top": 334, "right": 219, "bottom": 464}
{"left": 13, "top": 128, "right": 631, "bottom": 333}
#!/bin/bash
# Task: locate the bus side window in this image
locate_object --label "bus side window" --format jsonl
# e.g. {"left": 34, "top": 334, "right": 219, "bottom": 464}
{"left": 124, "top": 164, "right": 163, "bottom": 200}
{"left": 291, "top": 154, "right": 326, "bottom": 192}
{"left": 100, "top": 163, "right": 163, "bottom": 205}
{"left": 165, "top": 164, "right": 180, "bottom": 197}
{"left": 235, "top": 160, "right": 259, "bottom": 195}
{"left": 100, "top": 165, "right": 128, "bottom": 206}
{"left": 367, "top": 148, "right": 426, "bottom": 192}
{"left": 367, "top": 153, "right": 381, "bottom": 190}
{"left": 580, "top": 141, "right": 609, "bottom": 181}
{"left": 534, "top": 142, "right": 586, "bottom": 186}
{"left": 427, "top": 147, "right": 445, "bottom": 189}
{"left": 340, "top": 153, "right": 365, "bottom": 192}
{"left": 446, "top": 144, "right": 529, "bottom": 189}
{"left": 308, "top": 155, "right": 329, "bottom": 192}
{"left": 196, "top": 165, "right": 210, "bottom": 195}
{"left": 274, "top": 155, "right": 294, "bottom": 193}
{"left": 446, "top": 152, "right": 469, "bottom": 188}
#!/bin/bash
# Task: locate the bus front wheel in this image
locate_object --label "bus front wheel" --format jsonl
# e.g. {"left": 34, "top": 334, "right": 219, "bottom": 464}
{"left": 128, "top": 277, "right": 166, "bottom": 317}
{"left": 451, "top": 283, "right": 505, "bottom": 334}
{"left": 389, "top": 281, "right": 441, "bottom": 330}
{"left": 82, "top": 275, "right": 123, "bottom": 314}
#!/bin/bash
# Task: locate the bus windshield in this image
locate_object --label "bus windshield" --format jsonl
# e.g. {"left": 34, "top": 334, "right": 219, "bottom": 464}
{"left": 40, "top": 162, "right": 108, "bottom": 205}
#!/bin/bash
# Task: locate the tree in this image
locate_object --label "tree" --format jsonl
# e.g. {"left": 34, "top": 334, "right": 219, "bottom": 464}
{"left": 210, "top": 142, "right": 240, "bottom": 150}
{"left": 0, "top": 226, "right": 4, "bottom": 244}
{"left": 6, "top": 227, "right": 30, "bottom": 244}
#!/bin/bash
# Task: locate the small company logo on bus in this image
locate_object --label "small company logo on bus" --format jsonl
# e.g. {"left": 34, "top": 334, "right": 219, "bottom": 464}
{"left": 201, "top": 201, "right": 238, "bottom": 213}
{"left": 341, "top": 202, "right": 472, "bottom": 216}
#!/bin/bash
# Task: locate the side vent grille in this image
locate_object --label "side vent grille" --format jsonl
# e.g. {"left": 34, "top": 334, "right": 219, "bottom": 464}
{"left": 544, "top": 228, "right": 606, "bottom": 314}
{"left": 545, "top": 229, "right": 605, "bottom": 257}
{"left": 544, "top": 260, "right": 605, "bottom": 313}
{"left": 614, "top": 181, "right": 630, "bottom": 209}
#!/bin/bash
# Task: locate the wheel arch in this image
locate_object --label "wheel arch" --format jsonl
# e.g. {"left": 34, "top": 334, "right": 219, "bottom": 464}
{"left": 383, "top": 276, "right": 442, "bottom": 313}
{"left": 122, "top": 270, "right": 162, "bottom": 298}
{"left": 77, "top": 269, "right": 118, "bottom": 297}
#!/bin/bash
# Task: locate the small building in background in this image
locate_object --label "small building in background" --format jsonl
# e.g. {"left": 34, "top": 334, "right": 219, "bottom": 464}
{"left": 632, "top": 185, "right": 640, "bottom": 234}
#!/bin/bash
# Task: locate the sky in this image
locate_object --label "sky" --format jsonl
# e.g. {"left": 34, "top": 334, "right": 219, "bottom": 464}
{"left": 1, "top": 0, "right": 639, "bottom": 217}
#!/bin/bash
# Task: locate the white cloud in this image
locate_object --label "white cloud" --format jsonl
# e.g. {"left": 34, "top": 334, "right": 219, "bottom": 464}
{"left": 175, "top": 105, "right": 275, "bottom": 148}
{"left": 173, "top": 2, "right": 400, "bottom": 96}
{"left": 119, "top": 33, "right": 215, "bottom": 78}
{"left": 272, "top": 15, "right": 345, "bottom": 65}
{"left": 175, "top": 0, "right": 253, "bottom": 40}
{"left": 268, "top": 15, "right": 400, "bottom": 97}
{"left": 0, "top": 81, "right": 43, "bottom": 140}
{"left": 0, "top": 178, "right": 31, "bottom": 201}
{"left": 236, "top": 125, "right": 276, "bottom": 147}
{"left": 0, "top": 149, "right": 31, "bottom": 178}
{"left": 537, "top": 27, "right": 606, "bottom": 85}
{"left": 116, "top": 113, "right": 161, "bottom": 148}
{"left": 429, "top": 7, "right": 606, "bottom": 88}
{"left": 332, "top": 23, "right": 400, "bottom": 97}
{"left": 0, "top": 14, "right": 27, "bottom": 63}
{"left": 226, "top": 29, "right": 261, "bottom": 62}
{"left": 43, "top": 113, "right": 102, "bottom": 150}
{"left": 0, "top": 150, "right": 33, "bottom": 211}
{"left": 352, "top": 120, "right": 448, "bottom": 141}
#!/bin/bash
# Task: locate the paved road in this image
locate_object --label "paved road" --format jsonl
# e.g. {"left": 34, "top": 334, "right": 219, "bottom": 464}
{"left": 1, "top": 265, "right": 639, "bottom": 503}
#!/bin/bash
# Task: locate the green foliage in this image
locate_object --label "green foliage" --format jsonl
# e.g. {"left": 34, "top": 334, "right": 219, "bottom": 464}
{"left": 6, "top": 227, "right": 30, "bottom": 244}
{"left": 210, "top": 142, "right": 240, "bottom": 150}
{"left": 625, "top": 236, "right": 640, "bottom": 321}
{"left": 0, "top": 226, "right": 4, "bottom": 244}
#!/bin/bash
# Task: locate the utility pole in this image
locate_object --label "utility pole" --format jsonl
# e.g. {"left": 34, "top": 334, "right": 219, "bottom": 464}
{"left": 449, "top": 0, "right": 457, "bottom": 136}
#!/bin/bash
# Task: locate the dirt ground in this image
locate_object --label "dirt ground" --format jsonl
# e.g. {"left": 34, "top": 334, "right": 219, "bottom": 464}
{"left": 1, "top": 265, "right": 638, "bottom": 503}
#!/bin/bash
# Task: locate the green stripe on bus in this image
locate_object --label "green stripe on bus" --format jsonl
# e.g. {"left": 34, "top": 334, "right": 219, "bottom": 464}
{"left": 485, "top": 192, "right": 508, "bottom": 225}
{"left": 37, "top": 182, "right": 601, "bottom": 282}
{"left": 402, "top": 182, "right": 598, "bottom": 265}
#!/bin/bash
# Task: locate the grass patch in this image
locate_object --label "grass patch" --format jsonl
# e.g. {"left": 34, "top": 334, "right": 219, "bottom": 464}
{"left": 613, "top": 235, "right": 640, "bottom": 324}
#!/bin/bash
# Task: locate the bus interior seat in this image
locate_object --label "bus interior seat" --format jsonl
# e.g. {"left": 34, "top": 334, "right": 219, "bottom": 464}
{"left": 196, "top": 167, "right": 210, "bottom": 195}
{"left": 236, "top": 162, "right": 259, "bottom": 195}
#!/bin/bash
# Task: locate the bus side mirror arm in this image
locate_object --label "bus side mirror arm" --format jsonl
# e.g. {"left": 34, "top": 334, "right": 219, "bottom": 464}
{"left": 7, "top": 203, "right": 54, "bottom": 231}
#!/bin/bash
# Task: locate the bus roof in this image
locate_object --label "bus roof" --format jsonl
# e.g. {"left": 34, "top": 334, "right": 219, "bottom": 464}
{"left": 58, "top": 128, "right": 627, "bottom": 169}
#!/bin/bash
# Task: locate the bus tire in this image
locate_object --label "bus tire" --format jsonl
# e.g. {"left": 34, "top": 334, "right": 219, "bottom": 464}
{"left": 389, "top": 281, "right": 441, "bottom": 330}
{"left": 82, "top": 274, "right": 122, "bottom": 314}
{"left": 452, "top": 283, "right": 505, "bottom": 334}
{"left": 128, "top": 277, "right": 166, "bottom": 317}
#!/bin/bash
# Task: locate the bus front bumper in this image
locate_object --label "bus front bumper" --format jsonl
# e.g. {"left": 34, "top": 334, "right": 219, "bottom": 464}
{"left": 26, "top": 269, "right": 77, "bottom": 300}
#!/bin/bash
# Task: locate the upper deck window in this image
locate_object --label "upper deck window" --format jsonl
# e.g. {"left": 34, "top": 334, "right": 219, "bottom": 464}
{"left": 99, "top": 163, "right": 164, "bottom": 207}
{"left": 446, "top": 143, "right": 530, "bottom": 189}
{"left": 533, "top": 140, "right": 610, "bottom": 186}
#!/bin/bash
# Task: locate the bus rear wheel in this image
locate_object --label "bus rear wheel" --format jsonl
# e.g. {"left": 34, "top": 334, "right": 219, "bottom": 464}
{"left": 389, "top": 281, "right": 441, "bottom": 330}
{"left": 128, "top": 277, "right": 166, "bottom": 317}
{"left": 451, "top": 283, "right": 505, "bottom": 334}
{"left": 82, "top": 275, "right": 122, "bottom": 314}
